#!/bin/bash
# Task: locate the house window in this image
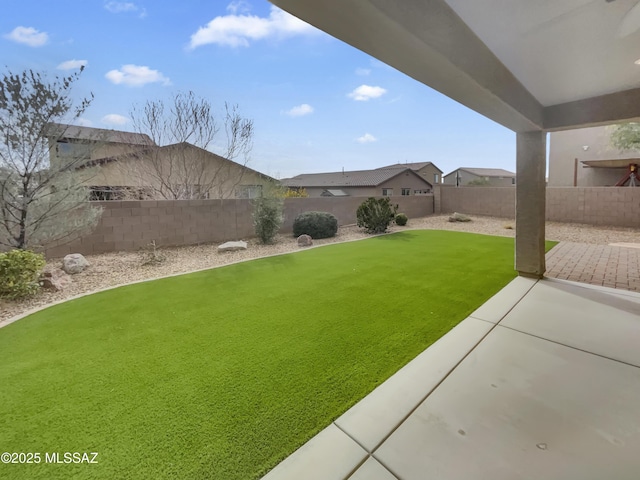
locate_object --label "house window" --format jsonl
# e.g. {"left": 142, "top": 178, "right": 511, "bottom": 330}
{"left": 434, "top": 173, "right": 440, "bottom": 184}
{"left": 382, "top": 188, "right": 393, "bottom": 196}
{"left": 512, "top": 178, "right": 516, "bottom": 185}
{"left": 401, "top": 188, "right": 411, "bottom": 196}
{"left": 235, "top": 185, "right": 263, "bottom": 199}
{"left": 414, "top": 189, "right": 431, "bottom": 195}
{"left": 89, "top": 186, "right": 152, "bottom": 201}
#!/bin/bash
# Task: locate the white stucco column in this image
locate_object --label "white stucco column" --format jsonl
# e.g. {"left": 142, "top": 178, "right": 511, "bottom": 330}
{"left": 516, "top": 131, "right": 546, "bottom": 278}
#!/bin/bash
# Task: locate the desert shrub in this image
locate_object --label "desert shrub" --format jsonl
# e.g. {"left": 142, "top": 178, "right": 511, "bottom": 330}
{"left": 253, "top": 195, "right": 284, "bottom": 244}
{"left": 284, "top": 188, "right": 308, "bottom": 198}
{"left": 395, "top": 213, "right": 408, "bottom": 226}
{"left": 139, "top": 240, "right": 166, "bottom": 266}
{"left": 0, "top": 249, "right": 45, "bottom": 300}
{"left": 293, "top": 211, "right": 338, "bottom": 239}
{"left": 356, "top": 197, "right": 398, "bottom": 234}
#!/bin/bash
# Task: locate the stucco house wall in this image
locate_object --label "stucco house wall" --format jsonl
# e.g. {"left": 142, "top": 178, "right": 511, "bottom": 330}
{"left": 548, "top": 126, "right": 638, "bottom": 186}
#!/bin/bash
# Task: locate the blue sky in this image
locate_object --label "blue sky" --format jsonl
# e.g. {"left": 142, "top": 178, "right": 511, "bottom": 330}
{"left": 2, "top": 0, "right": 518, "bottom": 179}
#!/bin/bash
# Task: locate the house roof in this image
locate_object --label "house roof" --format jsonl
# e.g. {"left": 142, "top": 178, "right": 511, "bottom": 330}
{"left": 77, "top": 142, "right": 276, "bottom": 182}
{"left": 377, "top": 161, "right": 443, "bottom": 173}
{"left": 444, "top": 167, "right": 516, "bottom": 178}
{"left": 281, "top": 166, "right": 432, "bottom": 188}
{"left": 47, "top": 123, "right": 155, "bottom": 146}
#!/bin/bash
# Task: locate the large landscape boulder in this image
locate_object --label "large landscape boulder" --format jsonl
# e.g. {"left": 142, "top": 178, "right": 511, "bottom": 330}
{"left": 218, "top": 241, "right": 248, "bottom": 253}
{"left": 62, "top": 253, "right": 90, "bottom": 274}
{"left": 297, "top": 234, "right": 313, "bottom": 247}
{"left": 448, "top": 212, "right": 472, "bottom": 223}
{"left": 39, "top": 268, "right": 71, "bottom": 291}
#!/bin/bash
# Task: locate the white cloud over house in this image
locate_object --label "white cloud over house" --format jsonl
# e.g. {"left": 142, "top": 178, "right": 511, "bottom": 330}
{"left": 348, "top": 85, "right": 387, "bottom": 101}
{"left": 356, "top": 133, "right": 377, "bottom": 144}
{"left": 102, "top": 114, "right": 130, "bottom": 126}
{"left": 4, "top": 26, "right": 49, "bottom": 47}
{"left": 104, "top": 1, "right": 147, "bottom": 17}
{"left": 57, "top": 59, "right": 88, "bottom": 70}
{"left": 189, "top": 5, "right": 317, "bottom": 49}
{"left": 284, "top": 104, "right": 314, "bottom": 117}
{"left": 105, "top": 64, "right": 171, "bottom": 87}
{"left": 355, "top": 68, "right": 371, "bottom": 76}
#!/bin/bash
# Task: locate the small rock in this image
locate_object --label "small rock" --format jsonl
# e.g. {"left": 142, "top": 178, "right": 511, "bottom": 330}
{"left": 448, "top": 212, "right": 472, "bottom": 223}
{"left": 62, "top": 253, "right": 90, "bottom": 274}
{"left": 39, "top": 268, "right": 71, "bottom": 291}
{"left": 297, "top": 234, "right": 313, "bottom": 247}
{"left": 218, "top": 241, "right": 248, "bottom": 252}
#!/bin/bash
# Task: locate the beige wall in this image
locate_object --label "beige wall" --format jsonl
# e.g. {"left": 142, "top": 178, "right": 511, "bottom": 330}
{"left": 444, "top": 170, "right": 514, "bottom": 187}
{"left": 441, "top": 185, "right": 640, "bottom": 228}
{"left": 416, "top": 164, "right": 442, "bottom": 185}
{"left": 549, "top": 126, "right": 638, "bottom": 187}
{"left": 78, "top": 145, "right": 271, "bottom": 199}
{"left": 43, "top": 195, "right": 434, "bottom": 258}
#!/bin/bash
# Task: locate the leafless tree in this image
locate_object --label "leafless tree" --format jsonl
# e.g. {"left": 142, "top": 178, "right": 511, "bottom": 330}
{"left": 125, "top": 91, "right": 254, "bottom": 199}
{"left": 0, "top": 68, "right": 102, "bottom": 250}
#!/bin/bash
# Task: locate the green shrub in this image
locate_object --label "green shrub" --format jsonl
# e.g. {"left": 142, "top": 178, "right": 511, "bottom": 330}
{"left": 356, "top": 197, "right": 398, "bottom": 234}
{"left": 253, "top": 195, "right": 284, "bottom": 244}
{"left": 0, "top": 249, "right": 45, "bottom": 300}
{"left": 395, "top": 213, "right": 408, "bottom": 226}
{"left": 293, "top": 211, "right": 338, "bottom": 239}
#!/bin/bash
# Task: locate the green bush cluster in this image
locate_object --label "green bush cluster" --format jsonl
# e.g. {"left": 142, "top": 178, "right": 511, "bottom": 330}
{"left": 395, "top": 213, "right": 408, "bottom": 226}
{"left": 356, "top": 197, "right": 398, "bottom": 234}
{"left": 292, "top": 211, "right": 338, "bottom": 239}
{"left": 0, "top": 249, "right": 45, "bottom": 300}
{"left": 253, "top": 196, "right": 284, "bottom": 244}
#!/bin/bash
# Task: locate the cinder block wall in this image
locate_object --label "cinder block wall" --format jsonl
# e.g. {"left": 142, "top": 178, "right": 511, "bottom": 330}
{"left": 440, "top": 186, "right": 516, "bottom": 218}
{"left": 440, "top": 185, "right": 640, "bottom": 227}
{"left": 44, "top": 195, "right": 434, "bottom": 258}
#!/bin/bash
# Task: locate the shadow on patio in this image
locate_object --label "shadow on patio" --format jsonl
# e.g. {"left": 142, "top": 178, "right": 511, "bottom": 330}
{"left": 263, "top": 276, "right": 640, "bottom": 479}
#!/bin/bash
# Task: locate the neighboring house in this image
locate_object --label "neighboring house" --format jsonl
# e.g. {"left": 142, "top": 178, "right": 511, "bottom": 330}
{"left": 549, "top": 126, "right": 639, "bottom": 187}
{"left": 443, "top": 167, "right": 516, "bottom": 187}
{"left": 281, "top": 166, "right": 433, "bottom": 197}
{"left": 47, "top": 124, "right": 275, "bottom": 200}
{"left": 377, "top": 161, "right": 443, "bottom": 186}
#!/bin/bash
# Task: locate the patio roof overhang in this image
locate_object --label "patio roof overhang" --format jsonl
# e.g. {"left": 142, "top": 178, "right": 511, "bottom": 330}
{"left": 269, "top": 0, "right": 640, "bottom": 133}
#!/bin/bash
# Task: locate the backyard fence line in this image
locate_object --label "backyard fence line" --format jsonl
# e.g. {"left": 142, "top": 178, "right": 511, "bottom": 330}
{"left": 43, "top": 195, "right": 434, "bottom": 258}
{"left": 438, "top": 185, "right": 640, "bottom": 228}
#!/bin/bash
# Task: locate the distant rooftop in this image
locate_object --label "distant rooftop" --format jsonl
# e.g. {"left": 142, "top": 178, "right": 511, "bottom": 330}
{"left": 282, "top": 166, "right": 430, "bottom": 188}
{"left": 377, "top": 161, "right": 443, "bottom": 173}
{"left": 445, "top": 167, "right": 516, "bottom": 178}
{"left": 46, "top": 123, "right": 155, "bottom": 146}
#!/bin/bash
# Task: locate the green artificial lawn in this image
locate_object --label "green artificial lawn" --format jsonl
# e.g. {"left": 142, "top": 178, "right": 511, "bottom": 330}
{"left": 0, "top": 231, "right": 557, "bottom": 480}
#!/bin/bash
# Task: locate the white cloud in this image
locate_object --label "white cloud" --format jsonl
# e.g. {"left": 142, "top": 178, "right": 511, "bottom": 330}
{"left": 226, "top": 1, "right": 251, "bottom": 14}
{"left": 4, "top": 26, "right": 49, "bottom": 47}
{"left": 189, "top": 5, "right": 317, "bottom": 49}
{"left": 348, "top": 85, "right": 387, "bottom": 101}
{"left": 285, "top": 104, "right": 314, "bottom": 117}
{"left": 105, "top": 64, "right": 171, "bottom": 87}
{"left": 356, "top": 133, "right": 377, "bottom": 144}
{"left": 57, "top": 59, "right": 88, "bottom": 70}
{"left": 102, "top": 114, "right": 130, "bottom": 126}
{"left": 355, "top": 68, "right": 371, "bottom": 76}
{"left": 104, "top": 2, "right": 147, "bottom": 18}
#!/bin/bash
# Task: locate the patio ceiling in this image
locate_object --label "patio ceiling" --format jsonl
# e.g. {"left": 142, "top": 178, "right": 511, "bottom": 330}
{"left": 270, "top": 0, "right": 640, "bottom": 133}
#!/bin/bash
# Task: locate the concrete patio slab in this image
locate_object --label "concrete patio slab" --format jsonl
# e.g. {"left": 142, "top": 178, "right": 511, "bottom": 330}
{"left": 469, "top": 276, "right": 537, "bottom": 323}
{"left": 261, "top": 424, "right": 367, "bottom": 480}
{"left": 501, "top": 280, "right": 640, "bottom": 367}
{"left": 336, "top": 317, "right": 493, "bottom": 452}
{"left": 375, "top": 326, "right": 640, "bottom": 480}
{"left": 347, "top": 457, "right": 397, "bottom": 480}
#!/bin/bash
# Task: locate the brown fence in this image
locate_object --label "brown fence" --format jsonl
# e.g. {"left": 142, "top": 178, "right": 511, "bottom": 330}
{"left": 44, "top": 195, "right": 434, "bottom": 258}
{"left": 439, "top": 186, "right": 640, "bottom": 227}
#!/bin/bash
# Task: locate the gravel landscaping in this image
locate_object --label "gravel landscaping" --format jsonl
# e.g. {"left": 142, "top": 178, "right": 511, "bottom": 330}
{"left": 2, "top": 214, "right": 639, "bottom": 325}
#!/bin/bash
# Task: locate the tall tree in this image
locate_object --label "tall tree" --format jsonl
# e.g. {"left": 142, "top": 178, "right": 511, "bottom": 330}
{"left": 0, "top": 68, "right": 102, "bottom": 250}
{"left": 610, "top": 122, "right": 640, "bottom": 151}
{"left": 125, "top": 91, "right": 255, "bottom": 199}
